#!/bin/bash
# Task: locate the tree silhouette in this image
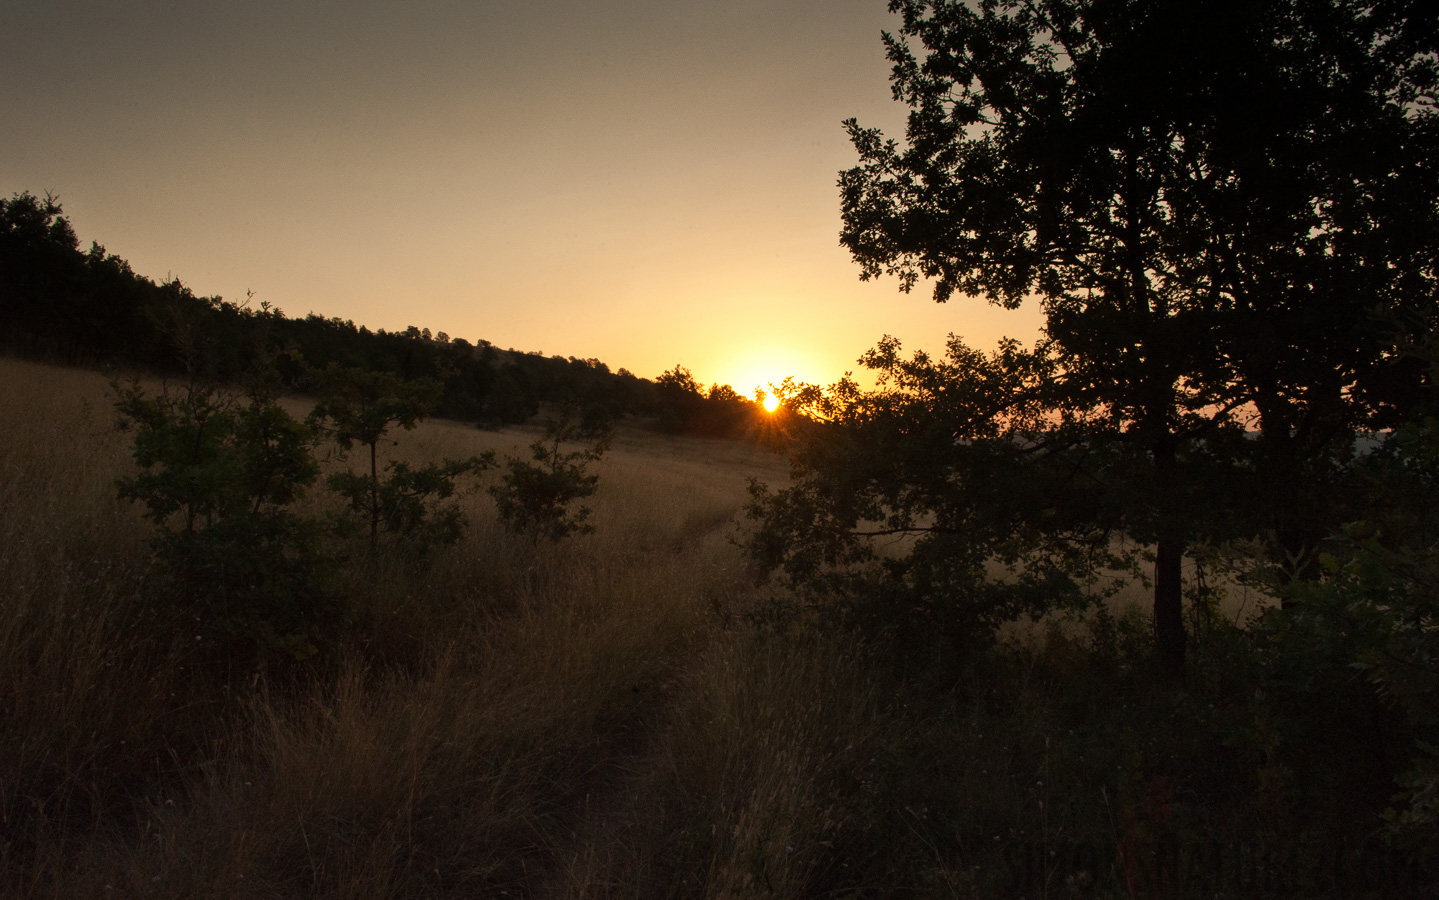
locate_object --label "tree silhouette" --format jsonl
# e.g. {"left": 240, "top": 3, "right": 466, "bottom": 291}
{"left": 655, "top": 364, "right": 703, "bottom": 396}
{"left": 113, "top": 370, "right": 336, "bottom": 660}
{"left": 491, "top": 412, "right": 612, "bottom": 542}
{"left": 755, "top": 0, "right": 1438, "bottom": 672}
{"left": 312, "top": 366, "right": 491, "bottom": 557}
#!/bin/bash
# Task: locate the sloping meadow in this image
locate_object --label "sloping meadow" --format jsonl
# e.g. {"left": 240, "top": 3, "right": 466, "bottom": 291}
{"left": 5, "top": 356, "right": 1428, "bottom": 898}
{"left": 0, "top": 356, "right": 797, "bottom": 897}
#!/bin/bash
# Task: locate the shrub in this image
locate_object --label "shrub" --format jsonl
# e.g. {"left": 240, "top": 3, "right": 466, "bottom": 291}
{"left": 327, "top": 456, "right": 492, "bottom": 556}
{"left": 311, "top": 365, "right": 492, "bottom": 557}
{"left": 113, "top": 375, "right": 338, "bottom": 660}
{"left": 491, "top": 413, "right": 611, "bottom": 541}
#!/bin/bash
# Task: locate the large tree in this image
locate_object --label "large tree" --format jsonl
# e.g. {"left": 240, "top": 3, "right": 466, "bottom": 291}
{"left": 753, "top": 0, "right": 1438, "bottom": 671}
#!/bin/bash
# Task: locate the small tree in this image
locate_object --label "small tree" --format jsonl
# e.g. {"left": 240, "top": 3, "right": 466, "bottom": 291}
{"left": 491, "top": 413, "right": 612, "bottom": 541}
{"left": 327, "top": 456, "right": 492, "bottom": 554}
{"left": 312, "top": 365, "right": 492, "bottom": 557}
{"left": 114, "top": 373, "right": 336, "bottom": 659}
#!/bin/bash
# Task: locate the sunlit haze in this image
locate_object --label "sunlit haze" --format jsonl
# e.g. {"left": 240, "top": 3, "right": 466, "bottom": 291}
{"left": 1, "top": 0, "right": 1042, "bottom": 394}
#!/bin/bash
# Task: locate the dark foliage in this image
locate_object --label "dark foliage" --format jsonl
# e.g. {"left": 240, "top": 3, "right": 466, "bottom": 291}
{"left": 491, "top": 413, "right": 612, "bottom": 541}
{"left": 312, "top": 366, "right": 494, "bottom": 557}
{"left": 1, "top": 191, "right": 766, "bottom": 434}
{"left": 747, "top": 335, "right": 1132, "bottom": 665}
{"left": 751, "top": 0, "right": 1439, "bottom": 672}
{"left": 113, "top": 374, "right": 339, "bottom": 661}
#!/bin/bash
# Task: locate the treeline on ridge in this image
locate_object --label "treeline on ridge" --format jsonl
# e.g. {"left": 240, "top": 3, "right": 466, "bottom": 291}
{"left": 0, "top": 191, "right": 760, "bottom": 436}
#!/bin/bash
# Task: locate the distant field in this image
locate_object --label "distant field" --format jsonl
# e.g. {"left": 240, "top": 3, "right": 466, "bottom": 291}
{"left": 0, "top": 354, "right": 788, "bottom": 565}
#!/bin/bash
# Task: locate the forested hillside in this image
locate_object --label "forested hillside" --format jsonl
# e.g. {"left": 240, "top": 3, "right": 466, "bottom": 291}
{"left": 0, "top": 191, "right": 760, "bottom": 435}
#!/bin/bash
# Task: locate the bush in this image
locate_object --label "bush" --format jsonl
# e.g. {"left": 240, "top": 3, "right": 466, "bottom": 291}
{"left": 327, "top": 456, "right": 492, "bottom": 556}
{"left": 312, "top": 365, "right": 492, "bottom": 558}
{"left": 491, "top": 413, "right": 611, "bottom": 541}
{"left": 113, "top": 375, "right": 338, "bottom": 660}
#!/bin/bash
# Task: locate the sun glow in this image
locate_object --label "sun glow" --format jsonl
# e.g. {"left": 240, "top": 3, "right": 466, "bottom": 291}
{"left": 762, "top": 394, "right": 781, "bottom": 413}
{"left": 720, "top": 345, "right": 824, "bottom": 402}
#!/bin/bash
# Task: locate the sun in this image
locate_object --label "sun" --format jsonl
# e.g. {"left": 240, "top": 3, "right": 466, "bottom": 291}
{"left": 722, "top": 346, "right": 820, "bottom": 407}
{"left": 762, "top": 394, "right": 781, "bottom": 413}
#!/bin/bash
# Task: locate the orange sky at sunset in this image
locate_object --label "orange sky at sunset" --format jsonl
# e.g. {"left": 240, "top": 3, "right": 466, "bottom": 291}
{"left": 1, "top": 0, "right": 1043, "bottom": 395}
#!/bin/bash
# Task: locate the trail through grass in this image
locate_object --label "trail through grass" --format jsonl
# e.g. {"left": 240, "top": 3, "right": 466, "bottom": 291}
{"left": 4, "top": 356, "right": 1428, "bottom": 898}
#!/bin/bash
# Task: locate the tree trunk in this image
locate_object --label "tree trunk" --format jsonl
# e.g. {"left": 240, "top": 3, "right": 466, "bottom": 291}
{"left": 1154, "top": 534, "right": 1187, "bottom": 677}
{"left": 1152, "top": 440, "right": 1187, "bottom": 677}
{"left": 368, "top": 441, "right": 380, "bottom": 554}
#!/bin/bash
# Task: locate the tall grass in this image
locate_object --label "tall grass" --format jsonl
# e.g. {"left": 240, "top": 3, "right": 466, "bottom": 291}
{"left": 1, "top": 356, "right": 798, "bottom": 897}
{"left": 3, "top": 357, "right": 1427, "bottom": 898}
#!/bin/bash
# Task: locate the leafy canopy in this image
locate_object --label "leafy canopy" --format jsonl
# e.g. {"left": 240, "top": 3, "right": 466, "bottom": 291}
{"left": 751, "top": 0, "right": 1439, "bottom": 670}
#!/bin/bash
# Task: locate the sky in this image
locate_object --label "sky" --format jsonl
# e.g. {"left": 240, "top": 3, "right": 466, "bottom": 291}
{"left": 2, "top": 0, "right": 1042, "bottom": 394}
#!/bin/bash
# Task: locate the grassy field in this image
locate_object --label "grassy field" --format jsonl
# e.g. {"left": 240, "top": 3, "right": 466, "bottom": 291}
{"left": 2, "top": 356, "right": 1426, "bottom": 898}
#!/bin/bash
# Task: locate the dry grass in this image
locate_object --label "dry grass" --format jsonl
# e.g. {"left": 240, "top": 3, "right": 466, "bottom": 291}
{"left": 0, "top": 355, "right": 827, "bottom": 898}
{"left": 549, "top": 630, "right": 896, "bottom": 899}
{"left": 7, "top": 356, "right": 1396, "bottom": 899}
